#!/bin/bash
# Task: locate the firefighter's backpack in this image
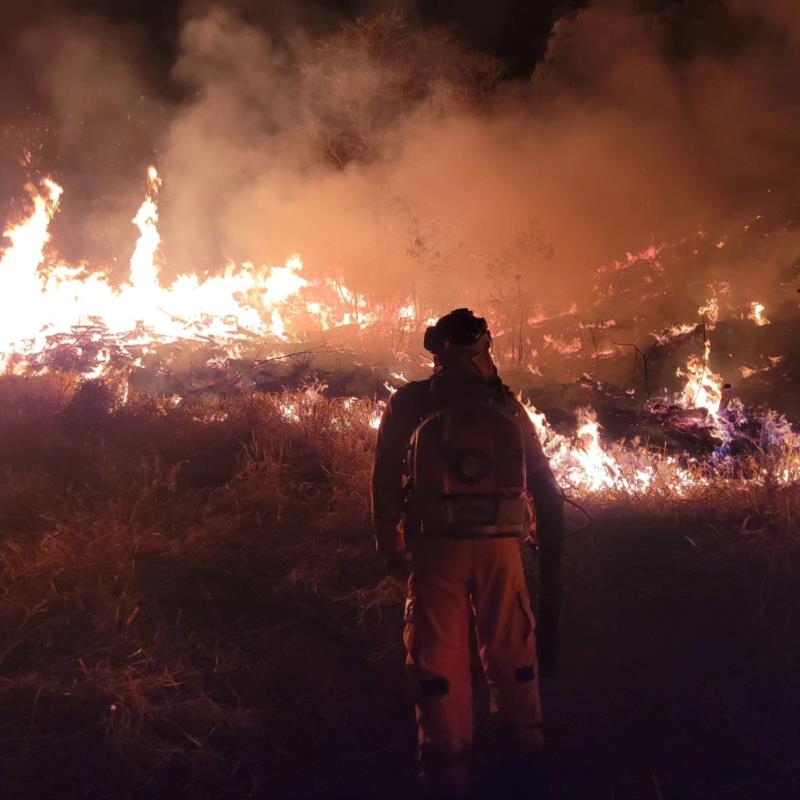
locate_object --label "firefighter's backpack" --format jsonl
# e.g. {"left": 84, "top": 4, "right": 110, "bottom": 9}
{"left": 407, "top": 384, "right": 527, "bottom": 537}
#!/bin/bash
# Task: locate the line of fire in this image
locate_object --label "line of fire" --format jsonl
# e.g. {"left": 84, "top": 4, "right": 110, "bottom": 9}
{"left": 3, "top": 167, "right": 798, "bottom": 495}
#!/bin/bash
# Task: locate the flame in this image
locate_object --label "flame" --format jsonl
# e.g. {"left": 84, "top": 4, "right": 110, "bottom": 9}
{"left": 677, "top": 339, "right": 723, "bottom": 415}
{"left": 542, "top": 334, "right": 582, "bottom": 355}
{"left": 652, "top": 322, "right": 697, "bottom": 345}
{"left": 748, "top": 301, "right": 770, "bottom": 326}
{"left": 279, "top": 400, "right": 301, "bottom": 423}
{"left": 0, "top": 169, "right": 434, "bottom": 374}
{"left": 697, "top": 296, "right": 719, "bottom": 327}
{"left": 668, "top": 297, "right": 726, "bottom": 416}
{"left": 601, "top": 243, "right": 665, "bottom": 273}
{"left": 521, "top": 398, "right": 697, "bottom": 496}
{"left": 0, "top": 179, "right": 63, "bottom": 367}
{"left": 740, "top": 355, "right": 783, "bottom": 380}
{"left": 129, "top": 167, "right": 162, "bottom": 293}
{"left": 369, "top": 404, "right": 384, "bottom": 430}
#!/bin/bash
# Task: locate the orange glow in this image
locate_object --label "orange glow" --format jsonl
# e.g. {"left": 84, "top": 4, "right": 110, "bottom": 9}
{"left": 0, "top": 170, "right": 432, "bottom": 373}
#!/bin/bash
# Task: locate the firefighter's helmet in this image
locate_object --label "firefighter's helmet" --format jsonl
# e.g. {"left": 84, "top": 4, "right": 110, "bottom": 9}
{"left": 423, "top": 308, "right": 491, "bottom": 355}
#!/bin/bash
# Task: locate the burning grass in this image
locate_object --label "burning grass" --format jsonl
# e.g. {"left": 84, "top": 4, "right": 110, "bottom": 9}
{"left": 1, "top": 375, "right": 799, "bottom": 798}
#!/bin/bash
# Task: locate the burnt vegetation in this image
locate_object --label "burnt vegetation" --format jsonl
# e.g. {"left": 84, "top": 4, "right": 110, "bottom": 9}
{"left": 1, "top": 375, "right": 800, "bottom": 799}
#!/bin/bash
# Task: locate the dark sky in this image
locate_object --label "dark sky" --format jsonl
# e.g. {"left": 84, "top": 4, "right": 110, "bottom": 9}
{"left": 416, "top": 0, "right": 588, "bottom": 75}
{"left": 6, "top": 0, "right": 590, "bottom": 78}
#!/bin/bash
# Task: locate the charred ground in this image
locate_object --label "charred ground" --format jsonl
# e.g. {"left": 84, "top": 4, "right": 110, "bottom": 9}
{"left": 1, "top": 375, "right": 799, "bottom": 800}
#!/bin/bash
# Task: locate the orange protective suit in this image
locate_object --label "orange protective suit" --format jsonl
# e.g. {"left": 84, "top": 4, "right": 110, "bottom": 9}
{"left": 372, "top": 363, "right": 564, "bottom": 794}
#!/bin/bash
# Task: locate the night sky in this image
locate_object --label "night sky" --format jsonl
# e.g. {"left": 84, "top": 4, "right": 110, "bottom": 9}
{"left": 5, "top": 0, "right": 591, "bottom": 77}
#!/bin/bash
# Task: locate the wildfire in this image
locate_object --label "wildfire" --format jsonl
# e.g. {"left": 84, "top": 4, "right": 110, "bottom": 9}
{"left": 697, "top": 296, "right": 719, "bottom": 326}
{"left": 543, "top": 334, "right": 582, "bottom": 356}
{"left": 739, "top": 356, "right": 783, "bottom": 380}
{"left": 748, "top": 301, "right": 770, "bottom": 326}
{"left": 0, "top": 169, "right": 423, "bottom": 374}
{"left": 2, "top": 169, "right": 799, "bottom": 500}
{"left": 0, "top": 178, "right": 63, "bottom": 363}
{"left": 652, "top": 322, "right": 697, "bottom": 345}
{"left": 516, "top": 292, "right": 794, "bottom": 495}
{"left": 521, "top": 399, "right": 698, "bottom": 496}
{"left": 676, "top": 340, "right": 723, "bottom": 416}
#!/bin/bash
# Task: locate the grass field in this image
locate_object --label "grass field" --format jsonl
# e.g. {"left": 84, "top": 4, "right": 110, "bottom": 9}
{"left": 1, "top": 375, "right": 799, "bottom": 800}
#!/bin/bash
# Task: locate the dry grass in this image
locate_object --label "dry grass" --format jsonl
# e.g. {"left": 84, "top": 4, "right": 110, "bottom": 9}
{"left": 0, "top": 376, "right": 391, "bottom": 799}
{"left": 0, "top": 374, "right": 798, "bottom": 799}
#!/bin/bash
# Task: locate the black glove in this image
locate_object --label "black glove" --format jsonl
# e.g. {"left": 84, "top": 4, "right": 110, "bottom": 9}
{"left": 384, "top": 549, "right": 411, "bottom": 579}
{"left": 535, "top": 522, "right": 562, "bottom": 679}
{"left": 536, "top": 602, "right": 560, "bottom": 678}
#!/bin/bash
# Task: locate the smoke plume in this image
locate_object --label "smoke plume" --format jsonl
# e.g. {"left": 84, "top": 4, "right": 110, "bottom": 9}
{"left": 7, "top": 0, "right": 800, "bottom": 329}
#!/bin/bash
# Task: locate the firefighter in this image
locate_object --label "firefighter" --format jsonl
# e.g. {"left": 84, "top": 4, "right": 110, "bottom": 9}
{"left": 372, "top": 308, "right": 564, "bottom": 797}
